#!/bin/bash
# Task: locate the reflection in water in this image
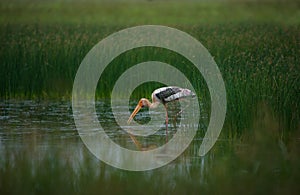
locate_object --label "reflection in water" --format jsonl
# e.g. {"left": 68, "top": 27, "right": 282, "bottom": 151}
{"left": 0, "top": 101, "right": 205, "bottom": 178}
{"left": 0, "top": 101, "right": 299, "bottom": 194}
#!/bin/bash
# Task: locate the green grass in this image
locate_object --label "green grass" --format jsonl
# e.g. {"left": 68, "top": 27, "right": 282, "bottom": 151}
{"left": 1, "top": 0, "right": 299, "bottom": 25}
{"left": 0, "top": 1, "right": 299, "bottom": 136}
{"left": 1, "top": 23, "right": 299, "bottom": 135}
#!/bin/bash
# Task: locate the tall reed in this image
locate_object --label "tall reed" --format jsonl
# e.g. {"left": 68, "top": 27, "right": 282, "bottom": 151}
{"left": 0, "top": 24, "right": 299, "bottom": 134}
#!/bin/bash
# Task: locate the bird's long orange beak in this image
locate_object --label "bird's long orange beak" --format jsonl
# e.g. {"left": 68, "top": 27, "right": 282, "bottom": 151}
{"left": 127, "top": 104, "right": 142, "bottom": 124}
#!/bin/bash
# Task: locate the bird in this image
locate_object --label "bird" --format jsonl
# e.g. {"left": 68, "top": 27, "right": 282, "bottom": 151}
{"left": 127, "top": 86, "right": 196, "bottom": 137}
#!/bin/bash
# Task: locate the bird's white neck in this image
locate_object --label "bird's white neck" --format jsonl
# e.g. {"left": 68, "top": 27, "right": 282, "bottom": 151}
{"left": 141, "top": 98, "right": 160, "bottom": 109}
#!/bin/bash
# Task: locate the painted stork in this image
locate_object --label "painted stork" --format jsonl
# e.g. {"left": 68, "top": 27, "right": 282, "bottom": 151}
{"left": 127, "top": 86, "right": 196, "bottom": 137}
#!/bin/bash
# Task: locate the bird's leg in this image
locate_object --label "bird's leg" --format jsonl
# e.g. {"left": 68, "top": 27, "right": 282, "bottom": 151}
{"left": 164, "top": 104, "right": 169, "bottom": 142}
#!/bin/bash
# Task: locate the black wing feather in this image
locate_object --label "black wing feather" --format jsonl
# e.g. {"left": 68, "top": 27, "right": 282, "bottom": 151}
{"left": 155, "top": 87, "right": 181, "bottom": 103}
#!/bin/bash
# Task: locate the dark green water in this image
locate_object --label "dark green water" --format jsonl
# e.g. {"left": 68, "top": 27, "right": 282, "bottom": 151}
{"left": 0, "top": 101, "right": 299, "bottom": 194}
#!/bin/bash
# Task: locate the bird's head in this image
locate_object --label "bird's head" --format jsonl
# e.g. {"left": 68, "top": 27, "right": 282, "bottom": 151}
{"left": 127, "top": 98, "right": 148, "bottom": 124}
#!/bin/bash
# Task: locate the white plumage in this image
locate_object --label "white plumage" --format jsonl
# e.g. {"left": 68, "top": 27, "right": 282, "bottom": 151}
{"left": 127, "top": 86, "right": 196, "bottom": 138}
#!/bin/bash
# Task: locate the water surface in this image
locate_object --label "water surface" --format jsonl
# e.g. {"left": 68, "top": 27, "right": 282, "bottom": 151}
{"left": 0, "top": 100, "right": 299, "bottom": 194}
